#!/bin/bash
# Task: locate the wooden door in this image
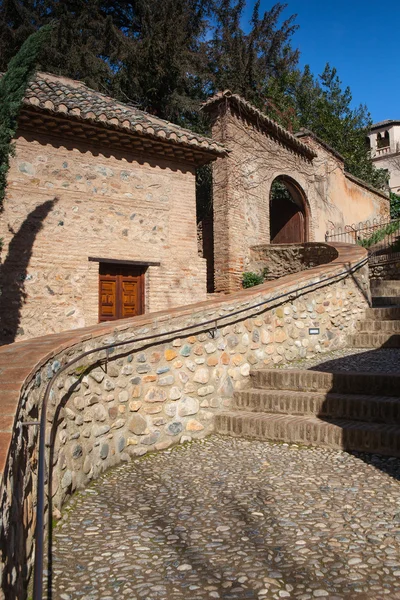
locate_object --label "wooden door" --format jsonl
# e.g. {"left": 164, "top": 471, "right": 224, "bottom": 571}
{"left": 270, "top": 197, "right": 305, "bottom": 244}
{"left": 99, "top": 264, "right": 144, "bottom": 322}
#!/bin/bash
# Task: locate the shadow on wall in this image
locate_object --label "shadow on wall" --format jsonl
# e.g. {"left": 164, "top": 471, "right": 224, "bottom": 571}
{"left": 0, "top": 198, "right": 57, "bottom": 345}
{"left": 314, "top": 340, "right": 400, "bottom": 482}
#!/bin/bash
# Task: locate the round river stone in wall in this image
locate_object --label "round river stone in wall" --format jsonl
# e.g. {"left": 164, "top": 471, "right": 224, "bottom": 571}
{"left": 178, "top": 396, "right": 199, "bottom": 417}
{"left": 128, "top": 414, "right": 147, "bottom": 435}
{"left": 145, "top": 388, "right": 167, "bottom": 403}
{"left": 166, "top": 422, "right": 183, "bottom": 436}
{"left": 100, "top": 444, "right": 109, "bottom": 459}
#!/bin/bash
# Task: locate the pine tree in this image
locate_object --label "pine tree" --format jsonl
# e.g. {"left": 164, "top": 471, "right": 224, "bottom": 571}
{"left": 0, "top": 24, "right": 53, "bottom": 210}
{"left": 207, "top": 0, "right": 299, "bottom": 111}
{"left": 292, "top": 64, "right": 388, "bottom": 189}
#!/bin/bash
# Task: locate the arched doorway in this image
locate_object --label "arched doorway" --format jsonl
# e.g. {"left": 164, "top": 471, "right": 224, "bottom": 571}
{"left": 269, "top": 176, "right": 309, "bottom": 243}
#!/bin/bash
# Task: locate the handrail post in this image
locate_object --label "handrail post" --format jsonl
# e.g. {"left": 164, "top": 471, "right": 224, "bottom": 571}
{"left": 32, "top": 387, "right": 47, "bottom": 599}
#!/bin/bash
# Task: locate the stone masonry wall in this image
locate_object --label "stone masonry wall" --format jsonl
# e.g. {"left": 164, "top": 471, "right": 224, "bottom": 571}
{"left": 248, "top": 243, "right": 339, "bottom": 281}
{"left": 0, "top": 127, "right": 206, "bottom": 343}
{"left": 369, "top": 255, "right": 400, "bottom": 280}
{"left": 0, "top": 243, "right": 369, "bottom": 599}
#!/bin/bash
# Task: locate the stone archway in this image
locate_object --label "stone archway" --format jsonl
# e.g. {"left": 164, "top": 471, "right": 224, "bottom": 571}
{"left": 269, "top": 175, "right": 309, "bottom": 244}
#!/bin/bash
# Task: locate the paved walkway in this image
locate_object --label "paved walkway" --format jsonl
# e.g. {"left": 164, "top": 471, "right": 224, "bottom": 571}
{"left": 50, "top": 433, "right": 400, "bottom": 600}
{"left": 273, "top": 347, "right": 400, "bottom": 374}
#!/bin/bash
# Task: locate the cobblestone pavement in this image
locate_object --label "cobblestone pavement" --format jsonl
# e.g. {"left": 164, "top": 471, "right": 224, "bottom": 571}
{"left": 50, "top": 436, "right": 400, "bottom": 600}
{"left": 272, "top": 348, "right": 400, "bottom": 374}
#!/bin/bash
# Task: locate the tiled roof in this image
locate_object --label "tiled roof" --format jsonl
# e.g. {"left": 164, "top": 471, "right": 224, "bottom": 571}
{"left": 202, "top": 90, "right": 317, "bottom": 161}
{"left": 295, "top": 128, "right": 345, "bottom": 162}
{"left": 15, "top": 72, "right": 228, "bottom": 158}
{"left": 371, "top": 119, "right": 400, "bottom": 130}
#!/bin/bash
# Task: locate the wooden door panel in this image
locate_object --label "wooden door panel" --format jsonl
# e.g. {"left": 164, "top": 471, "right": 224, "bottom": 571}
{"left": 121, "top": 279, "right": 139, "bottom": 318}
{"left": 270, "top": 198, "right": 305, "bottom": 244}
{"left": 99, "top": 278, "right": 117, "bottom": 321}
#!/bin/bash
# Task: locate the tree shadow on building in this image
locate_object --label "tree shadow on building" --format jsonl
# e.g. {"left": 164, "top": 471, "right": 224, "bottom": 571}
{"left": 0, "top": 198, "right": 57, "bottom": 345}
{"left": 313, "top": 340, "right": 400, "bottom": 482}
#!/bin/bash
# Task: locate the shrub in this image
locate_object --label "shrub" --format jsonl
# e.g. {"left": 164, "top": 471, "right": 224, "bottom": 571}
{"left": 0, "top": 25, "right": 53, "bottom": 211}
{"left": 242, "top": 271, "right": 264, "bottom": 288}
{"left": 357, "top": 220, "right": 400, "bottom": 249}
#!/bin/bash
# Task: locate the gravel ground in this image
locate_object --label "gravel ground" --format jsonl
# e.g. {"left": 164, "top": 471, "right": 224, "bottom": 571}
{"left": 271, "top": 348, "right": 400, "bottom": 374}
{"left": 49, "top": 436, "right": 400, "bottom": 600}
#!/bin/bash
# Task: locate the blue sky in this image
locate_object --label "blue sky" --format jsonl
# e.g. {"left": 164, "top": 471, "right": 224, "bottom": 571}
{"left": 243, "top": 0, "right": 399, "bottom": 123}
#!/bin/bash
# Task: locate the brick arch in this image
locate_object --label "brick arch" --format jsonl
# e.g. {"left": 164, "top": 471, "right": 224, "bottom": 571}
{"left": 269, "top": 174, "right": 310, "bottom": 244}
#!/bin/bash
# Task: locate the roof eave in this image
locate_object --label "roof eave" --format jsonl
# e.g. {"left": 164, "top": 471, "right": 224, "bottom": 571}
{"left": 21, "top": 100, "right": 229, "bottom": 163}
{"left": 202, "top": 91, "right": 317, "bottom": 161}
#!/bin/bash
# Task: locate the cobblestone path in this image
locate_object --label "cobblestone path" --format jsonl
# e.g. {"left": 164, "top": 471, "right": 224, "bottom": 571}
{"left": 50, "top": 435, "right": 400, "bottom": 600}
{"left": 273, "top": 348, "right": 400, "bottom": 374}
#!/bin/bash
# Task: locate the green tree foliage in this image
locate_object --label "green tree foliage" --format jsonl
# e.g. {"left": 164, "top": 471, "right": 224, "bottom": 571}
{"left": 0, "top": 1, "right": 386, "bottom": 193}
{"left": 390, "top": 192, "right": 400, "bottom": 219}
{"left": 113, "top": 0, "right": 212, "bottom": 126}
{"left": 290, "top": 64, "right": 388, "bottom": 189}
{"left": 0, "top": 24, "right": 53, "bottom": 210}
{"left": 206, "top": 1, "right": 299, "bottom": 110}
{"left": 0, "top": 1, "right": 123, "bottom": 89}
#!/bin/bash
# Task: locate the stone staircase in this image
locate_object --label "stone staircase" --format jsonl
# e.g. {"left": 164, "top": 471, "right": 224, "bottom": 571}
{"left": 348, "top": 279, "right": 400, "bottom": 348}
{"left": 215, "top": 279, "right": 400, "bottom": 456}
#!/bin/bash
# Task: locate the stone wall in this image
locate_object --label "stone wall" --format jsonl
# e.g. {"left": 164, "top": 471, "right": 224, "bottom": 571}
{"left": 0, "top": 127, "right": 206, "bottom": 343}
{"left": 369, "top": 255, "right": 400, "bottom": 280}
{"left": 248, "top": 243, "right": 339, "bottom": 281}
{"left": 0, "top": 243, "right": 369, "bottom": 599}
{"left": 302, "top": 136, "right": 390, "bottom": 241}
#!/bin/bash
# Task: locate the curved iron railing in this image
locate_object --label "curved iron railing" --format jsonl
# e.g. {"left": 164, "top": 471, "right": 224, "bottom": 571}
{"left": 32, "top": 254, "right": 368, "bottom": 599}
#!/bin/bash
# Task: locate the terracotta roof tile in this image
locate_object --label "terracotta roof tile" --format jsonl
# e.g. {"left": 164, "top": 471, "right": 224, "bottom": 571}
{"left": 13, "top": 72, "right": 228, "bottom": 158}
{"left": 202, "top": 90, "right": 317, "bottom": 161}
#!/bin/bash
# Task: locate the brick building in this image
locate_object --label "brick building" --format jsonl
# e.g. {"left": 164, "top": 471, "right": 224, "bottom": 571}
{"left": 203, "top": 91, "right": 389, "bottom": 293}
{"left": 0, "top": 72, "right": 227, "bottom": 344}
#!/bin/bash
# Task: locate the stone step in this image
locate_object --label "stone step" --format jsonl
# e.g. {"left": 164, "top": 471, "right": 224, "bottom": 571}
{"left": 371, "top": 280, "right": 400, "bottom": 295}
{"left": 250, "top": 369, "right": 400, "bottom": 396}
{"left": 372, "top": 296, "right": 400, "bottom": 307}
{"left": 347, "top": 332, "right": 400, "bottom": 348}
{"left": 365, "top": 306, "right": 400, "bottom": 321}
{"left": 233, "top": 389, "right": 400, "bottom": 425}
{"left": 356, "top": 320, "right": 400, "bottom": 332}
{"left": 365, "top": 306, "right": 400, "bottom": 320}
{"left": 215, "top": 412, "right": 400, "bottom": 457}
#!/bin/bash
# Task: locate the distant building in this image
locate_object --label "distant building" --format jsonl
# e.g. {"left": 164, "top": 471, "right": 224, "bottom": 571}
{"left": 368, "top": 120, "right": 400, "bottom": 194}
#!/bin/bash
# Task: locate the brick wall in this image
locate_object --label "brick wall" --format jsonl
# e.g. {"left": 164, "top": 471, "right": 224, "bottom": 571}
{"left": 211, "top": 106, "right": 316, "bottom": 293}
{"left": 0, "top": 128, "right": 207, "bottom": 343}
{"left": 208, "top": 100, "right": 389, "bottom": 294}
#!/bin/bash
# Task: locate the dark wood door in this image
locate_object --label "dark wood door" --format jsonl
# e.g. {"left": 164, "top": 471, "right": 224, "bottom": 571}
{"left": 99, "top": 263, "right": 144, "bottom": 322}
{"left": 270, "top": 197, "right": 305, "bottom": 244}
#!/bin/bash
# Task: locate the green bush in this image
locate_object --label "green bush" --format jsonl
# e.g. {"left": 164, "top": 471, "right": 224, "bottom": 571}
{"left": 390, "top": 192, "right": 400, "bottom": 219}
{"left": 242, "top": 272, "right": 264, "bottom": 288}
{"left": 357, "top": 220, "right": 400, "bottom": 249}
{"left": 0, "top": 25, "right": 53, "bottom": 211}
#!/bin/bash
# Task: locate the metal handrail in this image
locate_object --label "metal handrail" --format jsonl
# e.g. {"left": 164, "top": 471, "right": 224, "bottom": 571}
{"left": 325, "top": 218, "right": 400, "bottom": 249}
{"left": 32, "top": 254, "right": 368, "bottom": 599}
